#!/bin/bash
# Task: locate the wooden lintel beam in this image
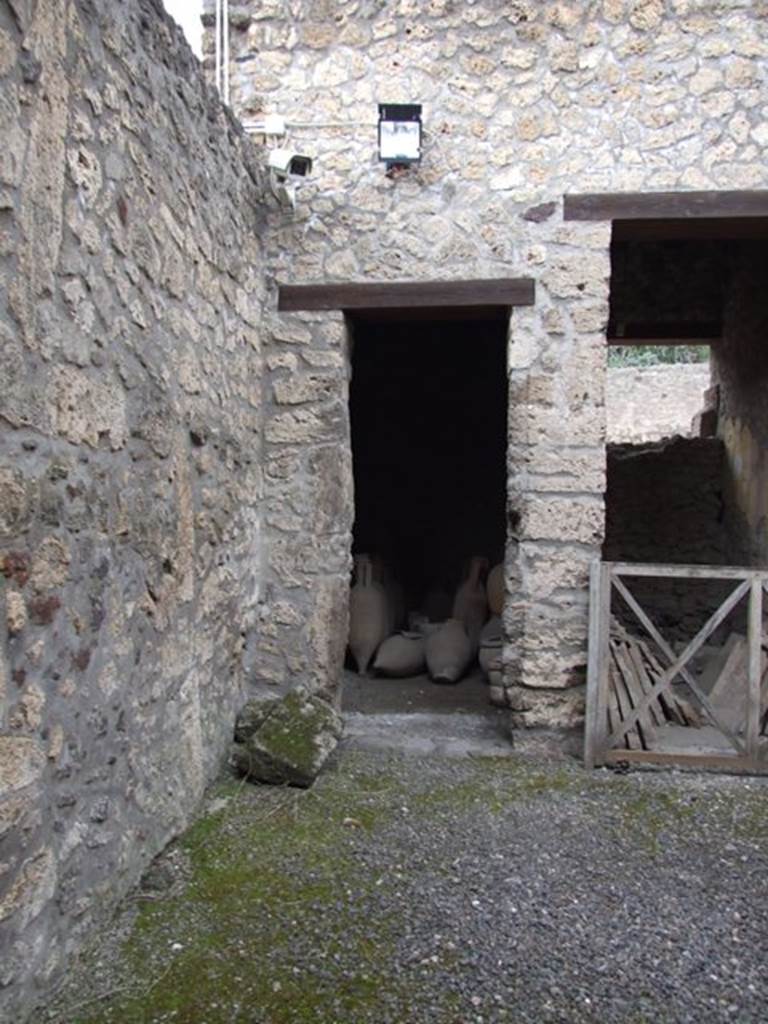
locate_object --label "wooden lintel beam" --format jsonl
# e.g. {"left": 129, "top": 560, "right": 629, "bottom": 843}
{"left": 564, "top": 190, "right": 768, "bottom": 222}
{"left": 607, "top": 320, "right": 722, "bottom": 345}
{"left": 277, "top": 277, "right": 535, "bottom": 313}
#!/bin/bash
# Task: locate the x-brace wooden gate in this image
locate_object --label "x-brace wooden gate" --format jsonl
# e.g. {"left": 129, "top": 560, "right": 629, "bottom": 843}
{"left": 585, "top": 562, "right": 768, "bottom": 773}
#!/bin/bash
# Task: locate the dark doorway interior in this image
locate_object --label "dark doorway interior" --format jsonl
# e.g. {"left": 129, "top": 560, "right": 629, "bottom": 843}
{"left": 348, "top": 315, "right": 508, "bottom": 615}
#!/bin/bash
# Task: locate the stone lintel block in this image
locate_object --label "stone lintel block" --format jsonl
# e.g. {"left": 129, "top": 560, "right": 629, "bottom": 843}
{"left": 520, "top": 496, "right": 604, "bottom": 545}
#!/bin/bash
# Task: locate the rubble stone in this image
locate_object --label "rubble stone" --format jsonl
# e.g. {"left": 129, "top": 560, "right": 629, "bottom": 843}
{"left": 231, "top": 687, "right": 343, "bottom": 788}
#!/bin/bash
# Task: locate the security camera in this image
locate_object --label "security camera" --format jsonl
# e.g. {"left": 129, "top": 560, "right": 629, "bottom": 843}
{"left": 267, "top": 148, "right": 313, "bottom": 209}
{"left": 268, "top": 148, "right": 313, "bottom": 179}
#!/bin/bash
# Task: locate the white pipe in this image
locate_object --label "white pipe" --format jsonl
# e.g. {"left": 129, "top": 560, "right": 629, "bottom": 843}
{"left": 214, "top": 0, "right": 222, "bottom": 93}
{"left": 223, "top": 0, "right": 230, "bottom": 105}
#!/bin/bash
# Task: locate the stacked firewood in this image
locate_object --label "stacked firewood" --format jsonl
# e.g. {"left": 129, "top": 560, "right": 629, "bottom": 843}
{"left": 608, "top": 619, "right": 702, "bottom": 751}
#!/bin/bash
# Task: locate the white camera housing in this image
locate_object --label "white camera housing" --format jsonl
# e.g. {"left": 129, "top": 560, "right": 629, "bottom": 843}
{"left": 268, "top": 148, "right": 313, "bottom": 178}
{"left": 267, "top": 148, "right": 313, "bottom": 209}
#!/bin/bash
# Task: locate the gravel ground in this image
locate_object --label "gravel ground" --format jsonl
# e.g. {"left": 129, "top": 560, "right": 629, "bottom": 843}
{"left": 42, "top": 749, "right": 768, "bottom": 1024}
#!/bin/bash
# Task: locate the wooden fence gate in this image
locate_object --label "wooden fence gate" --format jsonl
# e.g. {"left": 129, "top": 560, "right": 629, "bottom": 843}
{"left": 585, "top": 562, "right": 768, "bottom": 773}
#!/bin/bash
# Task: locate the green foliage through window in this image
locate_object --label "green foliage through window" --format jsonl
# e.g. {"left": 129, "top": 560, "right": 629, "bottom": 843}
{"left": 608, "top": 345, "right": 710, "bottom": 368}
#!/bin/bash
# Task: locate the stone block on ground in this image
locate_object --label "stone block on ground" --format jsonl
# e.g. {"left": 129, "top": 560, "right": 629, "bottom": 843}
{"left": 231, "top": 686, "right": 343, "bottom": 788}
{"left": 233, "top": 695, "right": 283, "bottom": 743}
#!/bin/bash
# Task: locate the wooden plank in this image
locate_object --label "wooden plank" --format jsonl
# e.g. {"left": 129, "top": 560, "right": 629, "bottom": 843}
{"left": 277, "top": 277, "right": 536, "bottom": 312}
{"left": 639, "top": 648, "right": 689, "bottom": 726}
{"left": 613, "top": 641, "right": 655, "bottom": 747}
{"left": 347, "top": 305, "right": 510, "bottom": 323}
{"left": 584, "top": 560, "right": 606, "bottom": 768}
{"left": 610, "top": 654, "right": 642, "bottom": 751}
{"left": 607, "top": 320, "right": 721, "bottom": 344}
{"left": 606, "top": 680, "right": 620, "bottom": 744}
{"left": 563, "top": 190, "right": 768, "bottom": 222}
{"left": 746, "top": 579, "right": 763, "bottom": 765}
{"left": 610, "top": 562, "right": 768, "bottom": 582}
{"left": 669, "top": 687, "right": 704, "bottom": 729}
{"left": 700, "top": 633, "right": 743, "bottom": 694}
{"left": 604, "top": 748, "right": 762, "bottom": 775}
{"left": 606, "top": 663, "right": 630, "bottom": 753}
{"left": 625, "top": 642, "right": 663, "bottom": 730}
{"left": 605, "top": 579, "right": 751, "bottom": 749}
{"left": 611, "top": 575, "right": 746, "bottom": 753}
{"left": 642, "top": 655, "right": 685, "bottom": 725}
{"left": 626, "top": 638, "right": 663, "bottom": 729}
{"left": 709, "top": 635, "right": 747, "bottom": 703}
{"left": 595, "top": 562, "right": 614, "bottom": 761}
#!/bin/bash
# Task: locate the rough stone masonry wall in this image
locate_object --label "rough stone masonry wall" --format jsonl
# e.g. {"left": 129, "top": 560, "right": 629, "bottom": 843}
{"left": 0, "top": 1, "right": 265, "bottom": 1019}
{"left": 604, "top": 436, "right": 732, "bottom": 638}
{"left": 209, "top": 1, "right": 768, "bottom": 727}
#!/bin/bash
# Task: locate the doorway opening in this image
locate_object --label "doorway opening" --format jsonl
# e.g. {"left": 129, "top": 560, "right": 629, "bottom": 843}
{"left": 596, "top": 219, "right": 768, "bottom": 767}
{"left": 344, "top": 311, "right": 508, "bottom": 713}
{"left": 603, "top": 222, "right": 768, "bottom": 639}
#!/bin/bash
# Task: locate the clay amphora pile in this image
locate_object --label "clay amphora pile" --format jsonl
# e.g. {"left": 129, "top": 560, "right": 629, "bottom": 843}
{"left": 347, "top": 554, "right": 504, "bottom": 685}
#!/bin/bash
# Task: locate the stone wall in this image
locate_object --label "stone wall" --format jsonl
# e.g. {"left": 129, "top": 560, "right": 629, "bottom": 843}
{"left": 606, "top": 362, "right": 710, "bottom": 443}
{"left": 209, "top": 0, "right": 768, "bottom": 726}
{"left": 0, "top": 1, "right": 265, "bottom": 1019}
{"left": 604, "top": 435, "right": 734, "bottom": 640}
{"left": 605, "top": 436, "right": 727, "bottom": 566}
{"left": 713, "top": 242, "right": 768, "bottom": 566}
